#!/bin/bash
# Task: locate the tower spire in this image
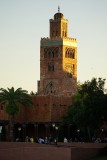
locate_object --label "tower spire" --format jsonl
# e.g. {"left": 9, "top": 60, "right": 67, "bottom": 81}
{"left": 58, "top": 5, "right": 60, "bottom": 13}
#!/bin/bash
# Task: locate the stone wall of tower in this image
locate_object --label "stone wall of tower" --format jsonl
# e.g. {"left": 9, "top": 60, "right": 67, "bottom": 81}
{"left": 38, "top": 37, "right": 77, "bottom": 97}
{"left": 37, "top": 11, "right": 77, "bottom": 97}
{"left": 50, "top": 11, "right": 68, "bottom": 39}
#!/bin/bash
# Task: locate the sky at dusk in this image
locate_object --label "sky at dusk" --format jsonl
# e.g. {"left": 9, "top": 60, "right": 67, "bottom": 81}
{"left": 0, "top": 0, "right": 107, "bottom": 93}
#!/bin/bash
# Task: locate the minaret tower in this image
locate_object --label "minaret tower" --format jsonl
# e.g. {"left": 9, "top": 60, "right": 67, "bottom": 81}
{"left": 37, "top": 7, "right": 77, "bottom": 97}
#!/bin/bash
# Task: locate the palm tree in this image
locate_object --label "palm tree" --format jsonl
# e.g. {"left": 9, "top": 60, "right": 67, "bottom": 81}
{"left": 0, "top": 87, "right": 33, "bottom": 141}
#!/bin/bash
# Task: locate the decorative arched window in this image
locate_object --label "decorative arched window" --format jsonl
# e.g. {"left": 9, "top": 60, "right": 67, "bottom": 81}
{"left": 65, "top": 48, "right": 75, "bottom": 59}
{"left": 44, "top": 47, "right": 59, "bottom": 59}
{"left": 45, "top": 81, "right": 56, "bottom": 95}
{"left": 48, "top": 63, "right": 54, "bottom": 71}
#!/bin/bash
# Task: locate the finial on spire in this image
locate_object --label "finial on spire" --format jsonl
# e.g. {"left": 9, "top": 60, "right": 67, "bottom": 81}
{"left": 58, "top": 5, "right": 60, "bottom": 13}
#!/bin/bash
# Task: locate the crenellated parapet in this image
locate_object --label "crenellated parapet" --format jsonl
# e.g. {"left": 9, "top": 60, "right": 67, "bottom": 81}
{"left": 41, "top": 37, "right": 77, "bottom": 47}
{"left": 50, "top": 18, "right": 68, "bottom": 22}
{"left": 41, "top": 37, "right": 77, "bottom": 42}
{"left": 65, "top": 37, "right": 77, "bottom": 42}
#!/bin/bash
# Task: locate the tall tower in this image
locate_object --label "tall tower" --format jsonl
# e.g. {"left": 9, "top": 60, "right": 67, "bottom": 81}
{"left": 37, "top": 7, "right": 77, "bottom": 97}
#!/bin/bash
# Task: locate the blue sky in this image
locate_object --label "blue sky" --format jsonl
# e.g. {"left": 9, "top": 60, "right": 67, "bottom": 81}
{"left": 0, "top": 0, "right": 107, "bottom": 93}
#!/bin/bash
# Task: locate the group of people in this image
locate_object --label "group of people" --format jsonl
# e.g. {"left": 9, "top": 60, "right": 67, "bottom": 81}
{"left": 24, "top": 136, "right": 68, "bottom": 144}
{"left": 16, "top": 135, "right": 107, "bottom": 143}
{"left": 92, "top": 137, "right": 107, "bottom": 143}
{"left": 24, "top": 136, "right": 49, "bottom": 144}
{"left": 35, "top": 136, "right": 56, "bottom": 144}
{"left": 25, "top": 136, "right": 34, "bottom": 143}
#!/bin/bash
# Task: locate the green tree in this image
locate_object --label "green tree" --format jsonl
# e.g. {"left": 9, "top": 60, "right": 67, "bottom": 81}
{"left": 63, "top": 78, "right": 107, "bottom": 141}
{"left": 0, "top": 87, "right": 33, "bottom": 141}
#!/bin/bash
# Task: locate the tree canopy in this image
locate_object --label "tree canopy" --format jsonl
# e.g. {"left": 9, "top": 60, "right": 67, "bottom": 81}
{"left": 63, "top": 78, "right": 107, "bottom": 141}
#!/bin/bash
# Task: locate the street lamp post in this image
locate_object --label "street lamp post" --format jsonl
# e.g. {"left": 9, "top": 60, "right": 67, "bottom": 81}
{"left": 18, "top": 127, "right": 21, "bottom": 141}
{"left": 77, "top": 129, "right": 80, "bottom": 142}
{"left": 52, "top": 123, "right": 59, "bottom": 145}
{"left": 55, "top": 126, "right": 59, "bottom": 145}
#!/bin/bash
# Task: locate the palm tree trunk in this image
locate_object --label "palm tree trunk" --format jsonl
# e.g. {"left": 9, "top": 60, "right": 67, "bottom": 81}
{"left": 8, "top": 115, "right": 14, "bottom": 141}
